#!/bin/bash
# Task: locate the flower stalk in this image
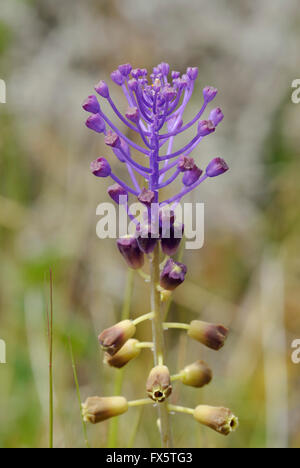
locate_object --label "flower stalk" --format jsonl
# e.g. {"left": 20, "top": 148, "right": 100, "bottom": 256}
{"left": 150, "top": 244, "right": 173, "bottom": 447}
{"left": 82, "top": 61, "right": 238, "bottom": 448}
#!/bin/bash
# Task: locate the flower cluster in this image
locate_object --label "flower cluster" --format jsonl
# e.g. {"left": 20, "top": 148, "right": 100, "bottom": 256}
{"left": 82, "top": 62, "right": 237, "bottom": 447}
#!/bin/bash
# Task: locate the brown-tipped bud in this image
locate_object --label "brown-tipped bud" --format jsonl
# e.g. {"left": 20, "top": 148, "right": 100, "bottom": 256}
{"left": 179, "top": 360, "right": 212, "bottom": 388}
{"left": 98, "top": 320, "right": 136, "bottom": 356}
{"left": 146, "top": 365, "right": 172, "bottom": 403}
{"left": 82, "top": 396, "right": 128, "bottom": 424}
{"left": 193, "top": 405, "right": 238, "bottom": 435}
{"left": 188, "top": 320, "right": 229, "bottom": 350}
{"left": 104, "top": 339, "right": 141, "bottom": 368}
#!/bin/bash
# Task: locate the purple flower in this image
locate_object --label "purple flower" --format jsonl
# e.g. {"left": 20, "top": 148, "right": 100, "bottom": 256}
{"left": 206, "top": 158, "right": 229, "bottom": 177}
{"left": 82, "top": 95, "right": 100, "bottom": 114}
{"left": 118, "top": 63, "right": 132, "bottom": 77}
{"left": 138, "top": 188, "right": 155, "bottom": 206}
{"left": 84, "top": 63, "right": 228, "bottom": 263}
{"left": 177, "top": 155, "right": 196, "bottom": 172}
{"left": 160, "top": 259, "right": 187, "bottom": 291}
{"left": 86, "top": 114, "right": 106, "bottom": 133}
{"left": 161, "top": 223, "right": 184, "bottom": 257}
{"left": 203, "top": 86, "right": 218, "bottom": 103}
{"left": 136, "top": 224, "right": 159, "bottom": 254}
{"left": 187, "top": 67, "right": 199, "bottom": 81}
{"left": 104, "top": 131, "right": 121, "bottom": 148}
{"left": 182, "top": 166, "right": 203, "bottom": 187}
{"left": 159, "top": 62, "right": 170, "bottom": 76}
{"left": 90, "top": 158, "right": 111, "bottom": 178}
{"left": 209, "top": 107, "right": 224, "bottom": 127}
{"left": 108, "top": 184, "right": 128, "bottom": 204}
{"left": 198, "top": 120, "right": 215, "bottom": 137}
{"left": 117, "top": 236, "right": 144, "bottom": 270}
{"left": 111, "top": 69, "right": 125, "bottom": 86}
{"left": 125, "top": 107, "right": 140, "bottom": 123}
{"left": 95, "top": 80, "right": 110, "bottom": 99}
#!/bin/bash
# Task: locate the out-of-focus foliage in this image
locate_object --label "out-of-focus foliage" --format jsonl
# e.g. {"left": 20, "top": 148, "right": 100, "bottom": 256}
{"left": 0, "top": 0, "right": 300, "bottom": 448}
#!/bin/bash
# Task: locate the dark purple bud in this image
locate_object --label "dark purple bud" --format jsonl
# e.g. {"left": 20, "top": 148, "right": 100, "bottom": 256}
{"left": 159, "top": 62, "right": 170, "bottom": 76}
{"left": 171, "top": 71, "right": 181, "bottom": 79}
{"left": 160, "top": 259, "right": 187, "bottom": 291}
{"left": 82, "top": 95, "right": 100, "bottom": 114}
{"left": 209, "top": 107, "right": 224, "bottom": 127}
{"left": 90, "top": 157, "right": 111, "bottom": 178}
{"left": 86, "top": 114, "right": 106, "bottom": 133}
{"left": 182, "top": 166, "right": 203, "bottom": 187}
{"left": 206, "top": 158, "right": 229, "bottom": 177}
{"left": 118, "top": 63, "right": 132, "bottom": 77}
{"left": 198, "top": 119, "right": 215, "bottom": 137}
{"left": 95, "top": 80, "right": 110, "bottom": 98}
{"left": 128, "top": 78, "right": 138, "bottom": 91}
{"left": 111, "top": 69, "right": 125, "bottom": 86}
{"left": 161, "top": 223, "right": 184, "bottom": 257}
{"left": 136, "top": 224, "right": 159, "bottom": 254}
{"left": 188, "top": 320, "right": 229, "bottom": 351}
{"left": 117, "top": 235, "right": 144, "bottom": 270}
{"left": 104, "top": 131, "right": 121, "bottom": 148}
{"left": 140, "top": 68, "right": 148, "bottom": 76}
{"left": 177, "top": 155, "right": 196, "bottom": 172}
{"left": 126, "top": 107, "right": 140, "bottom": 123}
{"left": 187, "top": 67, "right": 199, "bottom": 81}
{"left": 108, "top": 184, "right": 128, "bottom": 204}
{"left": 203, "top": 86, "right": 218, "bottom": 103}
{"left": 98, "top": 320, "right": 136, "bottom": 356}
{"left": 159, "top": 206, "right": 176, "bottom": 230}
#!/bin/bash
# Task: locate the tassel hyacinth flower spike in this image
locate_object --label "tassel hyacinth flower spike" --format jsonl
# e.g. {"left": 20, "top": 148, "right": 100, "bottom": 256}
{"left": 82, "top": 62, "right": 238, "bottom": 447}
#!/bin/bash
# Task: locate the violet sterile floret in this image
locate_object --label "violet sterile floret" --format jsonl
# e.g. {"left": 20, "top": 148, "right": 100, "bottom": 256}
{"left": 206, "top": 158, "right": 229, "bottom": 178}
{"left": 111, "top": 69, "right": 125, "bottom": 86}
{"left": 82, "top": 95, "right": 100, "bottom": 114}
{"left": 86, "top": 114, "right": 106, "bottom": 134}
{"left": 118, "top": 63, "right": 132, "bottom": 77}
{"left": 203, "top": 86, "right": 218, "bottom": 103}
{"left": 198, "top": 120, "right": 215, "bottom": 137}
{"left": 91, "top": 157, "right": 111, "bottom": 178}
{"left": 182, "top": 166, "right": 203, "bottom": 187}
{"left": 108, "top": 184, "right": 128, "bottom": 204}
{"left": 209, "top": 107, "right": 224, "bottom": 127}
{"left": 84, "top": 62, "right": 228, "bottom": 259}
{"left": 95, "top": 80, "right": 110, "bottom": 99}
{"left": 104, "top": 131, "right": 121, "bottom": 148}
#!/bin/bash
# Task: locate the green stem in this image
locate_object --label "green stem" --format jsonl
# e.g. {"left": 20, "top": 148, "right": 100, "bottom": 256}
{"left": 163, "top": 322, "right": 190, "bottom": 331}
{"left": 48, "top": 269, "right": 54, "bottom": 449}
{"left": 168, "top": 404, "right": 194, "bottom": 416}
{"left": 128, "top": 399, "right": 154, "bottom": 408}
{"left": 150, "top": 244, "right": 173, "bottom": 448}
{"left": 68, "top": 338, "right": 90, "bottom": 448}
{"left": 108, "top": 269, "right": 134, "bottom": 448}
{"left": 133, "top": 311, "right": 154, "bottom": 325}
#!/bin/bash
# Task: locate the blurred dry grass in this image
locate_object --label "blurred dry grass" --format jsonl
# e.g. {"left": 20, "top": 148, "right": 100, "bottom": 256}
{"left": 0, "top": 0, "right": 300, "bottom": 448}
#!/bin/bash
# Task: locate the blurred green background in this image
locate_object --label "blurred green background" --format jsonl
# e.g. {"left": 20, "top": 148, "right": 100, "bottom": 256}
{"left": 0, "top": 0, "right": 300, "bottom": 448}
